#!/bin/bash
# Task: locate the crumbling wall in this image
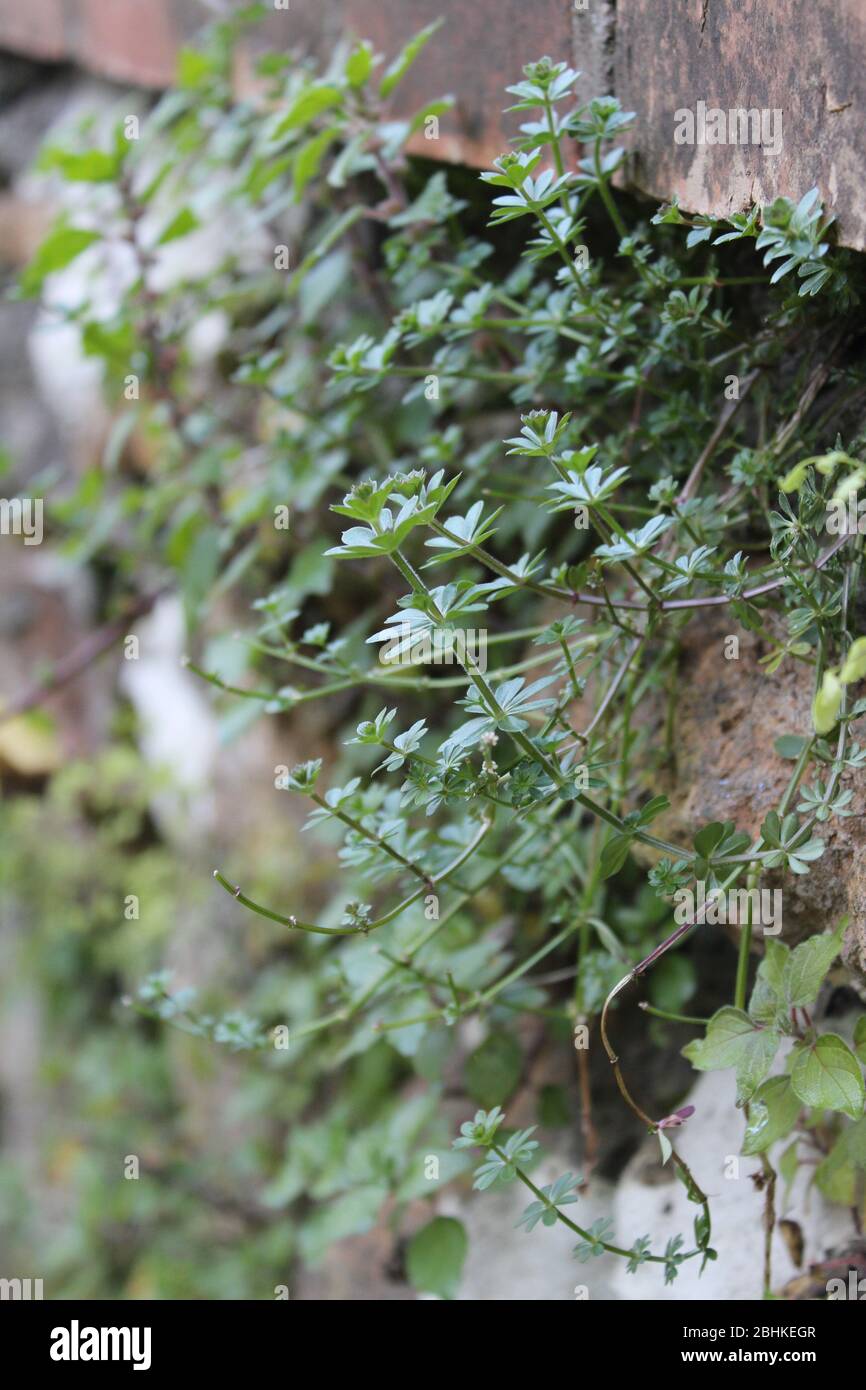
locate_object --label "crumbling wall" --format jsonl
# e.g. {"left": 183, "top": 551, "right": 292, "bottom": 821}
{"left": 1, "top": 1, "right": 865, "bottom": 246}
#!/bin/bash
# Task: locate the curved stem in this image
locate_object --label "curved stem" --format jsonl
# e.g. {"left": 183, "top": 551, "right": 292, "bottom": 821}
{"left": 214, "top": 813, "right": 493, "bottom": 939}
{"left": 491, "top": 1146, "right": 704, "bottom": 1270}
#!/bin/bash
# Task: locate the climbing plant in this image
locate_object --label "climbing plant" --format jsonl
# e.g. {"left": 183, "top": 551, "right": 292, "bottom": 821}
{"left": 16, "top": 9, "right": 866, "bottom": 1297}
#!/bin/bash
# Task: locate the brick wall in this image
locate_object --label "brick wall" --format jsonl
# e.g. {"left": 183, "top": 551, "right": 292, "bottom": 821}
{"left": 616, "top": 0, "right": 866, "bottom": 253}
{"left": 1, "top": 0, "right": 864, "bottom": 250}
{"left": 0, "top": 0, "right": 344, "bottom": 86}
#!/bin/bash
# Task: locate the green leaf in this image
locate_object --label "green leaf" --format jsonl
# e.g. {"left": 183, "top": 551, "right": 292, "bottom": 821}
{"left": 157, "top": 208, "right": 201, "bottom": 246}
{"left": 177, "top": 48, "right": 217, "bottom": 90}
{"left": 854, "top": 1015, "right": 866, "bottom": 1065}
{"left": 774, "top": 734, "right": 810, "bottom": 760}
{"left": 293, "top": 130, "right": 337, "bottom": 201}
{"left": 741, "top": 1076, "right": 802, "bottom": 1155}
{"left": 379, "top": 20, "right": 443, "bottom": 98}
{"left": 682, "top": 1007, "right": 760, "bottom": 1069}
{"left": 345, "top": 41, "right": 375, "bottom": 88}
{"left": 693, "top": 822, "right": 725, "bottom": 858}
{"left": 274, "top": 84, "right": 342, "bottom": 136}
{"left": 814, "top": 1118, "right": 866, "bottom": 1205}
{"left": 406, "top": 1216, "right": 467, "bottom": 1300}
{"left": 599, "top": 831, "right": 632, "bottom": 880}
{"left": 19, "top": 223, "right": 101, "bottom": 297}
{"left": 464, "top": 1031, "right": 522, "bottom": 1107}
{"left": 682, "top": 1007, "right": 780, "bottom": 1104}
{"left": 37, "top": 146, "right": 121, "bottom": 182}
{"left": 748, "top": 938, "right": 789, "bottom": 1024}
{"left": 636, "top": 794, "right": 671, "bottom": 825}
{"left": 790, "top": 1034, "right": 865, "bottom": 1119}
{"left": 782, "top": 922, "right": 844, "bottom": 1009}
{"left": 733, "top": 1028, "right": 782, "bottom": 1105}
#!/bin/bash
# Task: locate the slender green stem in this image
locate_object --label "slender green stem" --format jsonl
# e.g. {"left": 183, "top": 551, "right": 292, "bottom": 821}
{"left": 638, "top": 1002, "right": 709, "bottom": 1027}
{"left": 489, "top": 1145, "right": 704, "bottom": 1269}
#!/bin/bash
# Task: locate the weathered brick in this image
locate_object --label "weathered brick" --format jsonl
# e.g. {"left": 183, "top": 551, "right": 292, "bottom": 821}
{"left": 78, "top": 0, "right": 179, "bottom": 89}
{"left": 2, "top": 0, "right": 865, "bottom": 250}
{"left": 615, "top": 0, "right": 866, "bottom": 250}
{"left": 345, "top": 0, "right": 578, "bottom": 167}
{"left": 0, "top": 0, "right": 67, "bottom": 62}
{"left": 0, "top": 0, "right": 346, "bottom": 89}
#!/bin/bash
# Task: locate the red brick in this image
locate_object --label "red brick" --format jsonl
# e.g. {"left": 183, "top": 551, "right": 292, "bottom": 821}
{"left": 78, "top": 0, "right": 179, "bottom": 88}
{"left": 616, "top": 0, "right": 866, "bottom": 251}
{"left": 345, "top": 0, "right": 577, "bottom": 168}
{"left": 0, "top": 0, "right": 67, "bottom": 62}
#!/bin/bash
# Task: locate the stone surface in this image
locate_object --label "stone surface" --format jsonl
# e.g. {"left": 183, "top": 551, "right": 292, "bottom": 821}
{"left": 610, "top": 1066, "right": 855, "bottom": 1301}
{"left": 0, "top": 1, "right": 607, "bottom": 167}
{"left": 631, "top": 610, "right": 866, "bottom": 981}
{"left": 344, "top": 0, "right": 580, "bottom": 168}
{"left": 445, "top": 1157, "right": 621, "bottom": 1301}
{"left": 616, "top": 0, "right": 866, "bottom": 250}
{"left": 5, "top": 1, "right": 865, "bottom": 249}
{"left": 0, "top": 0, "right": 345, "bottom": 87}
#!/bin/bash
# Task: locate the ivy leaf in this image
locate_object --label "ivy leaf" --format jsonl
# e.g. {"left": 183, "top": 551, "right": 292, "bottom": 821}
{"left": 682, "top": 1007, "right": 780, "bottom": 1104}
{"left": 814, "top": 1118, "right": 866, "bottom": 1205}
{"left": 781, "top": 922, "right": 845, "bottom": 1009}
{"left": 406, "top": 1216, "right": 467, "bottom": 1300}
{"left": 790, "top": 1034, "right": 865, "bottom": 1119}
{"left": 741, "top": 1076, "right": 802, "bottom": 1155}
{"left": 748, "top": 938, "right": 789, "bottom": 1025}
{"left": 683, "top": 1007, "right": 760, "bottom": 1069}
{"left": 733, "top": 1029, "right": 782, "bottom": 1105}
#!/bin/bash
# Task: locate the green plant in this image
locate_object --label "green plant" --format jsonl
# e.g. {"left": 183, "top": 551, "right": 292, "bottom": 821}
{"left": 13, "top": 14, "right": 866, "bottom": 1298}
